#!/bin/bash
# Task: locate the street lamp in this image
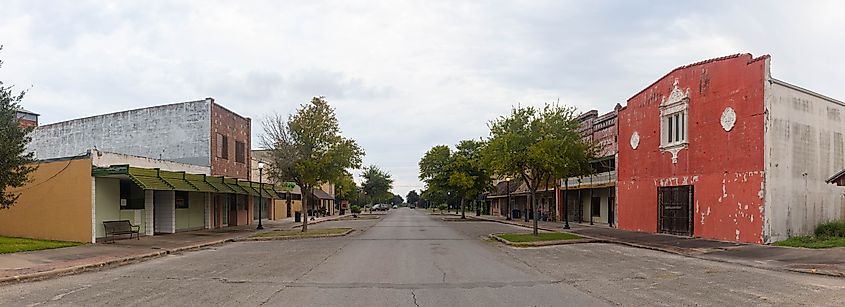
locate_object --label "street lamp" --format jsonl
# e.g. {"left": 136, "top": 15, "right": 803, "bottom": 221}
{"left": 257, "top": 161, "right": 265, "bottom": 230}
{"left": 505, "top": 177, "right": 512, "bottom": 221}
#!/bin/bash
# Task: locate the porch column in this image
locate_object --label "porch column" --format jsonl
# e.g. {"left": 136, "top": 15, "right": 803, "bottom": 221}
{"left": 144, "top": 190, "right": 154, "bottom": 236}
{"left": 204, "top": 192, "right": 212, "bottom": 229}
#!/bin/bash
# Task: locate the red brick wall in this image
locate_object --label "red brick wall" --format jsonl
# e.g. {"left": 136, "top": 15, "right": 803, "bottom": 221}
{"left": 617, "top": 54, "right": 768, "bottom": 243}
{"left": 210, "top": 102, "right": 251, "bottom": 180}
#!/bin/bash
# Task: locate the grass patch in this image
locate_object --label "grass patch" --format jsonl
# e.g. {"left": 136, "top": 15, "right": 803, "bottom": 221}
{"left": 497, "top": 232, "right": 582, "bottom": 243}
{"left": 773, "top": 235, "right": 845, "bottom": 249}
{"left": 251, "top": 227, "right": 352, "bottom": 239}
{"left": 0, "top": 236, "right": 81, "bottom": 254}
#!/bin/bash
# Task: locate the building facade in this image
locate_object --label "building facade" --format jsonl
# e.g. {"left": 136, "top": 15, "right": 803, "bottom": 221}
{"left": 28, "top": 97, "right": 250, "bottom": 180}
{"left": 559, "top": 105, "right": 621, "bottom": 226}
{"left": 617, "top": 54, "right": 845, "bottom": 243}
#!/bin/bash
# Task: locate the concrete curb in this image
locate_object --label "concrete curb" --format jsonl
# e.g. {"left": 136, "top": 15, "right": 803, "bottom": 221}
{"left": 473, "top": 215, "right": 845, "bottom": 279}
{"left": 488, "top": 234, "right": 603, "bottom": 248}
{"left": 235, "top": 228, "right": 354, "bottom": 241}
{"left": 288, "top": 216, "right": 346, "bottom": 229}
{"left": 0, "top": 237, "right": 235, "bottom": 286}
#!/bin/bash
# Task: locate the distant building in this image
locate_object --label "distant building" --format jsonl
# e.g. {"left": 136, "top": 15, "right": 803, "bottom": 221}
{"left": 618, "top": 54, "right": 845, "bottom": 243}
{"left": 15, "top": 107, "right": 38, "bottom": 128}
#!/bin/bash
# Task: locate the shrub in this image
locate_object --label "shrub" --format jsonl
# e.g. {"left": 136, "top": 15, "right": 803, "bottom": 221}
{"left": 815, "top": 220, "right": 845, "bottom": 237}
{"left": 350, "top": 205, "right": 361, "bottom": 214}
{"left": 437, "top": 204, "right": 448, "bottom": 211}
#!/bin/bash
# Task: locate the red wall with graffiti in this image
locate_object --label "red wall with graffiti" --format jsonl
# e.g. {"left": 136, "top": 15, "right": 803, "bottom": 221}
{"left": 617, "top": 54, "right": 769, "bottom": 243}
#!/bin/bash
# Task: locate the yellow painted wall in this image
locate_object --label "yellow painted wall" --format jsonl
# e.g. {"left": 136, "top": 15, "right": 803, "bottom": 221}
{"left": 176, "top": 192, "right": 206, "bottom": 231}
{"left": 0, "top": 158, "right": 93, "bottom": 243}
{"left": 271, "top": 199, "right": 302, "bottom": 220}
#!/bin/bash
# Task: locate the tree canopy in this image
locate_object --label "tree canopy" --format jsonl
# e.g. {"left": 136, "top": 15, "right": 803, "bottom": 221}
{"left": 262, "top": 96, "right": 364, "bottom": 231}
{"left": 419, "top": 139, "right": 492, "bottom": 218}
{"left": 482, "top": 103, "right": 594, "bottom": 234}
{"left": 406, "top": 190, "right": 420, "bottom": 206}
{"left": 361, "top": 165, "right": 393, "bottom": 204}
{"left": 0, "top": 46, "right": 37, "bottom": 209}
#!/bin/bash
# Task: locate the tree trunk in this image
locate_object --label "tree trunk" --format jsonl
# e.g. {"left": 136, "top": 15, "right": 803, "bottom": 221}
{"left": 531, "top": 190, "right": 539, "bottom": 236}
{"left": 301, "top": 186, "right": 309, "bottom": 232}
{"left": 460, "top": 198, "right": 466, "bottom": 219}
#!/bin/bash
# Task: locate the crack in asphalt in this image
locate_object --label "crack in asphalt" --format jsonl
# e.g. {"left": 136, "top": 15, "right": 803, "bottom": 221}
{"left": 411, "top": 290, "right": 421, "bottom": 307}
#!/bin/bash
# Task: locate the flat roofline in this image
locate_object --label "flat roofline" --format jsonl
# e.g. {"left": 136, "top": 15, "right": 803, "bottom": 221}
{"left": 770, "top": 78, "right": 845, "bottom": 107}
{"left": 36, "top": 98, "right": 210, "bottom": 127}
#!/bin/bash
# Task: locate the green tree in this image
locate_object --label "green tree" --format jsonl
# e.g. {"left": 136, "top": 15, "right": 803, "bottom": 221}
{"left": 1, "top": 46, "right": 37, "bottom": 209}
{"left": 262, "top": 96, "right": 364, "bottom": 232}
{"left": 406, "top": 190, "right": 420, "bottom": 206}
{"left": 334, "top": 171, "right": 357, "bottom": 201}
{"left": 361, "top": 165, "right": 393, "bottom": 205}
{"left": 419, "top": 140, "right": 493, "bottom": 219}
{"left": 482, "top": 103, "right": 593, "bottom": 235}
{"left": 390, "top": 194, "right": 404, "bottom": 206}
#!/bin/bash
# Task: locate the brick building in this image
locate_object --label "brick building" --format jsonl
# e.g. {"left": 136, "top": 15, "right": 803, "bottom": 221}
{"left": 559, "top": 105, "right": 621, "bottom": 226}
{"left": 27, "top": 98, "right": 260, "bottom": 230}
{"left": 15, "top": 107, "right": 38, "bottom": 128}
{"left": 617, "top": 54, "right": 845, "bottom": 243}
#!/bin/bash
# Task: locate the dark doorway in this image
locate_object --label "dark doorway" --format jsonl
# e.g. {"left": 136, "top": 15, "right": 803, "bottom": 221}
{"left": 658, "top": 185, "right": 694, "bottom": 236}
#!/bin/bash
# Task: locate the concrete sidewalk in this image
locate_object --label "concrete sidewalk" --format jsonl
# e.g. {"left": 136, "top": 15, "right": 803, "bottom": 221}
{"left": 0, "top": 214, "right": 345, "bottom": 284}
{"left": 472, "top": 214, "right": 845, "bottom": 278}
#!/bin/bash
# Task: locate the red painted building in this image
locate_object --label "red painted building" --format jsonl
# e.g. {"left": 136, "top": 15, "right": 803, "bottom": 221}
{"left": 618, "top": 54, "right": 845, "bottom": 244}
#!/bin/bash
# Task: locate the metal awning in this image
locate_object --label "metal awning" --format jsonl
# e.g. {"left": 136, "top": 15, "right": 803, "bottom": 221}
{"left": 206, "top": 176, "right": 236, "bottom": 193}
{"left": 224, "top": 178, "right": 249, "bottom": 195}
{"left": 237, "top": 180, "right": 260, "bottom": 196}
{"left": 184, "top": 173, "right": 218, "bottom": 193}
{"left": 159, "top": 171, "right": 200, "bottom": 192}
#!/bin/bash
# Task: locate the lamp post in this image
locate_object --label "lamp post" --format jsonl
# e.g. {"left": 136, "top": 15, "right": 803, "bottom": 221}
{"left": 257, "top": 161, "right": 265, "bottom": 230}
{"left": 505, "top": 177, "right": 512, "bottom": 220}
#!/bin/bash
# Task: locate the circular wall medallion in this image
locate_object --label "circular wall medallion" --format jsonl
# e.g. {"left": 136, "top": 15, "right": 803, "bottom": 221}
{"left": 630, "top": 131, "right": 640, "bottom": 150}
{"left": 721, "top": 107, "right": 736, "bottom": 131}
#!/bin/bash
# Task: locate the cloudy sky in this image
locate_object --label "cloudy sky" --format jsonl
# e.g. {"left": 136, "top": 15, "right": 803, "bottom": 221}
{"left": 2, "top": 1, "right": 844, "bottom": 197}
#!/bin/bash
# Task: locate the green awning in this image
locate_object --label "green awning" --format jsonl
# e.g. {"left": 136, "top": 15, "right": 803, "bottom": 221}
{"left": 185, "top": 173, "right": 218, "bottom": 193}
{"left": 159, "top": 171, "right": 199, "bottom": 192}
{"left": 127, "top": 167, "right": 173, "bottom": 190}
{"left": 254, "top": 183, "right": 279, "bottom": 199}
{"left": 224, "top": 178, "right": 249, "bottom": 195}
{"left": 207, "top": 176, "right": 236, "bottom": 193}
{"left": 237, "top": 180, "right": 260, "bottom": 196}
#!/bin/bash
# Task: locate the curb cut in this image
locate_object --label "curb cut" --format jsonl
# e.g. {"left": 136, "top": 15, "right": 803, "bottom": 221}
{"left": 0, "top": 238, "right": 235, "bottom": 286}
{"left": 236, "top": 228, "right": 354, "bottom": 241}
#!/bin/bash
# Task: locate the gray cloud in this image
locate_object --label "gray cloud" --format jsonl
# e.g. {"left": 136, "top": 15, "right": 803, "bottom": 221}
{"left": 1, "top": 0, "right": 844, "bottom": 197}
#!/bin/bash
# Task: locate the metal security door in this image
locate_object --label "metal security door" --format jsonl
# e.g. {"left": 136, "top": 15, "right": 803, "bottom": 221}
{"left": 658, "top": 185, "right": 693, "bottom": 236}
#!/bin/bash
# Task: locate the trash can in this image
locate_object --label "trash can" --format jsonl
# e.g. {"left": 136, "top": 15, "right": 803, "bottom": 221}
{"left": 295, "top": 211, "right": 301, "bottom": 222}
{"left": 511, "top": 209, "right": 520, "bottom": 219}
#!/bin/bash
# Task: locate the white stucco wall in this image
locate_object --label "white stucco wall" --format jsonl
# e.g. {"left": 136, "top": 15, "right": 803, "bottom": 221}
{"left": 764, "top": 79, "right": 845, "bottom": 242}
{"left": 28, "top": 99, "right": 212, "bottom": 166}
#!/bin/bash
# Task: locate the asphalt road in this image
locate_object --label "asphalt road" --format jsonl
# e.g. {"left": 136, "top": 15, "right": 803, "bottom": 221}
{"left": 0, "top": 209, "right": 843, "bottom": 306}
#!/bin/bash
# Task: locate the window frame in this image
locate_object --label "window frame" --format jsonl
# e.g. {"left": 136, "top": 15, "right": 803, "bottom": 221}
{"left": 217, "top": 133, "right": 229, "bottom": 160}
{"left": 235, "top": 141, "right": 245, "bottom": 163}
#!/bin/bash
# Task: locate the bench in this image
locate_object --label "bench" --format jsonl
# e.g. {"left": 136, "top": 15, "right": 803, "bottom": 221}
{"left": 103, "top": 220, "right": 141, "bottom": 243}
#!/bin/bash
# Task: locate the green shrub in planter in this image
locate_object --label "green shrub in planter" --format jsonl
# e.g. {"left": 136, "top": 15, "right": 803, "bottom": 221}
{"left": 437, "top": 204, "right": 448, "bottom": 213}
{"left": 351, "top": 205, "right": 361, "bottom": 217}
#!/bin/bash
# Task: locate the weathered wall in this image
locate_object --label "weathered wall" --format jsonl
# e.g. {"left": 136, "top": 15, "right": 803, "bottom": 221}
{"left": 93, "top": 150, "right": 210, "bottom": 174}
{"left": 210, "top": 102, "right": 251, "bottom": 179}
{"left": 0, "top": 158, "right": 93, "bottom": 242}
{"left": 617, "top": 54, "right": 768, "bottom": 243}
{"left": 763, "top": 80, "right": 845, "bottom": 242}
{"left": 28, "top": 100, "right": 212, "bottom": 166}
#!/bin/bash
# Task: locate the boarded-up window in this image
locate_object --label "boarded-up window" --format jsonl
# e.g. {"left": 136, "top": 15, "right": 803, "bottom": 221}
{"left": 175, "top": 191, "right": 190, "bottom": 209}
{"left": 217, "top": 133, "right": 229, "bottom": 159}
{"left": 235, "top": 141, "right": 245, "bottom": 163}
